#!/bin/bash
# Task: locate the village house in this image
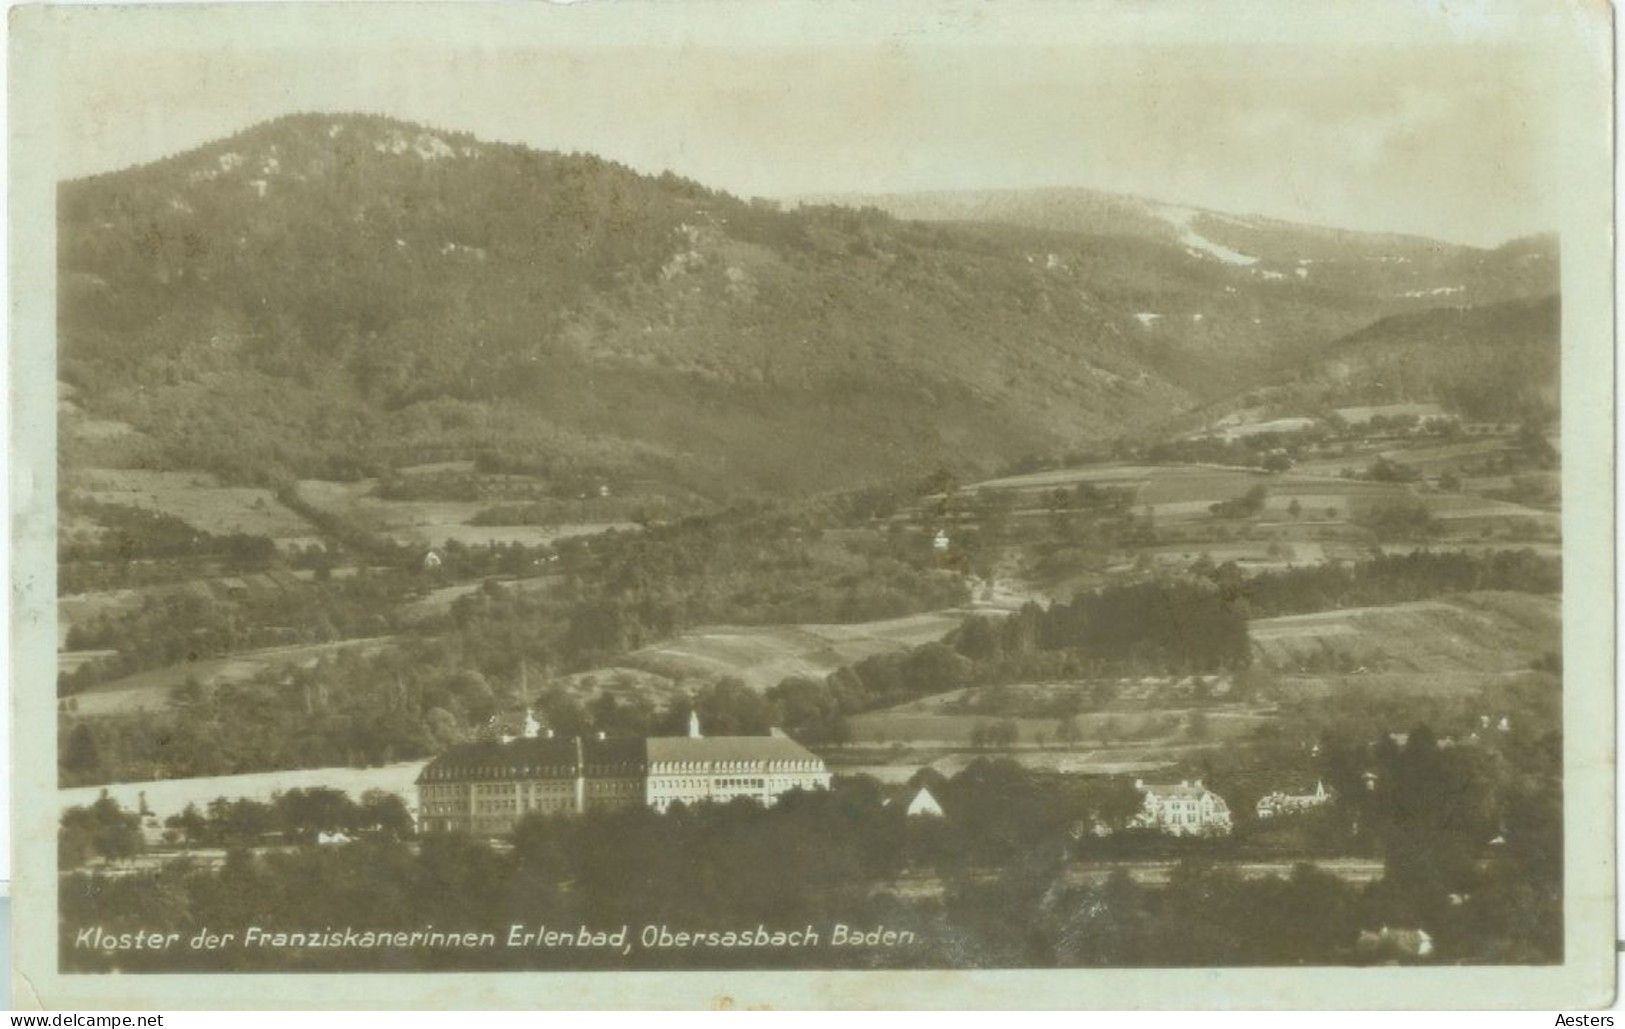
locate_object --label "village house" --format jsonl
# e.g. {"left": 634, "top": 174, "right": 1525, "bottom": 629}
{"left": 1130, "top": 779, "right": 1233, "bottom": 837}
{"left": 1255, "top": 780, "right": 1333, "bottom": 819}
{"left": 415, "top": 712, "right": 831, "bottom": 835}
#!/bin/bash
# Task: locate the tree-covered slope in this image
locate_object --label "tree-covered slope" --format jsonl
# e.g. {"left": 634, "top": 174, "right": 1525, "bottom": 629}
{"left": 59, "top": 114, "right": 1552, "bottom": 496}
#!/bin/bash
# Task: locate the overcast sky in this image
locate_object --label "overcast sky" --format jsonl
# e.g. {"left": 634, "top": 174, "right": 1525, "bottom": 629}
{"left": 50, "top": 1, "right": 1578, "bottom": 247}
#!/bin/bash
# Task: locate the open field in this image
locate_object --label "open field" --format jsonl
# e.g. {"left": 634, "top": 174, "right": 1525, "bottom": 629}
{"left": 968, "top": 461, "right": 1557, "bottom": 552}
{"left": 965, "top": 463, "right": 1173, "bottom": 494}
{"left": 58, "top": 587, "right": 155, "bottom": 647}
{"left": 68, "top": 468, "right": 321, "bottom": 548}
{"left": 1334, "top": 403, "right": 1450, "bottom": 425}
{"left": 1424, "top": 493, "right": 1557, "bottom": 531}
{"left": 297, "top": 477, "right": 636, "bottom": 547}
{"left": 397, "top": 573, "right": 565, "bottom": 621}
{"left": 59, "top": 760, "right": 429, "bottom": 821}
{"left": 1249, "top": 591, "right": 1559, "bottom": 674}
{"left": 844, "top": 706, "right": 1268, "bottom": 746}
{"left": 59, "top": 650, "right": 117, "bottom": 674}
{"left": 965, "top": 463, "right": 1427, "bottom": 524}
{"left": 824, "top": 738, "right": 1233, "bottom": 782}
{"left": 1271, "top": 668, "right": 1555, "bottom": 702}
{"left": 625, "top": 608, "right": 991, "bottom": 690}
{"left": 68, "top": 636, "right": 396, "bottom": 716}
{"left": 1372, "top": 541, "right": 1561, "bottom": 559}
{"left": 880, "top": 675, "right": 1237, "bottom": 713}
{"left": 1377, "top": 438, "right": 1512, "bottom": 470}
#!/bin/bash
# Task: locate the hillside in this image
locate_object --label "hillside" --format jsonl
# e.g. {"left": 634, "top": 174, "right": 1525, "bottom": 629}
{"left": 1304, "top": 295, "right": 1560, "bottom": 420}
{"left": 1183, "top": 295, "right": 1561, "bottom": 429}
{"left": 802, "top": 187, "right": 1557, "bottom": 311}
{"left": 60, "top": 114, "right": 1551, "bottom": 498}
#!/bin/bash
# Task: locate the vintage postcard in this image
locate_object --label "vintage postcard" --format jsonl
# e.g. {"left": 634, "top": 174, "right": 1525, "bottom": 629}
{"left": 8, "top": 0, "right": 1615, "bottom": 1010}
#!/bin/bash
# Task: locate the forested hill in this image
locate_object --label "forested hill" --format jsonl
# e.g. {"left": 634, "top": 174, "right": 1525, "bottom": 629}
{"left": 799, "top": 188, "right": 1557, "bottom": 311}
{"left": 1263, "top": 295, "right": 1561, "bottom": 422}
{"left": 58, "top": 113, "right": 1548, "bottom": 496}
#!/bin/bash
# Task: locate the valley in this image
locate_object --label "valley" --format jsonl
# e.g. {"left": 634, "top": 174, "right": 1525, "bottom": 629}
{"left": 54, "top": 115, "right": 1563, "bottom": 972}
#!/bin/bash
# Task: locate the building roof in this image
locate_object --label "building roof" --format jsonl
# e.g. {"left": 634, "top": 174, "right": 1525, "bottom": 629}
{"left": 1140, "top": 780, "right": 1223, "bottom": 801}
{"left": 418, "top": 731, "right": 820, "bottom": 783}
{"left": 417, "top": 736, "right": 645, "bottom": 783}
{"left": 1145, "top": 784, "right": 1207, "bottom": 799}
{"left": 645, "top": 732, "right": 820, "bottom": 767}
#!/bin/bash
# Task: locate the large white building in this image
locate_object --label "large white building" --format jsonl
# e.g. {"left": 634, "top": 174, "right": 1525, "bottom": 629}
{"left": 1130, "top": 778, "right": 1233, "bottom": 837}
{"left": 416, "top": 713, "right": 831, "bottom": 834}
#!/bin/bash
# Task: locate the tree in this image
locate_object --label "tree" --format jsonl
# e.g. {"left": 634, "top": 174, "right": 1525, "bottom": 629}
{"left": 1085, "top": 778, "right": 1146, "bottom": 833}
{"left": 359, "top": 790, "right": 415, "bottom": 838}
{"left": 59, "top": 795, "right": 144, "bottom": 869}
{"left": 164, "top": 803, "right": 209, "bottom": 846}
{"left": 273, "top": 788, "right": 358, "bottom": 841}
{"left": 62, "top": 723, "right": 102, "bottom": 779}
{"left": 1056, "top": 716, "right": 1082, "bottom": 745}
{"left": 1186, "top": 710, "right": 1210, "bottom": 740}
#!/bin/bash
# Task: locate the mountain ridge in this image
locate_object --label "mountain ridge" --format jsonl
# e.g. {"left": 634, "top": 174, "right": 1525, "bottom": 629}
{"left": 58, "top": 113, "right": 1557, "bottom": 497}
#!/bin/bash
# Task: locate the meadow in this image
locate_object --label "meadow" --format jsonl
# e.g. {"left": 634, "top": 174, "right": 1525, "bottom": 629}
{"left": 67, "top": 468, "right": 321, "bottom": 548}
{"left": 1248, "top": 590, "right": 1558, "bottom": 674}
{"left": 67, "top": 636, "right": 396, "bottom": 716}
{"left": 624, "top": 608, "right": 987, "bottom": 690}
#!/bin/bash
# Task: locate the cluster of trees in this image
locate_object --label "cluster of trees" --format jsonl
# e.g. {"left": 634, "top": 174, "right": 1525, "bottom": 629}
{"left": 1356, "top": 500, "right": 1439, "bottom": 541}
{"left": 59, "top": 496, "right": 274, "bottom": 567}
{"left": 59, "top": 498, "right": 279, "bottom": 592}
{"left": 59, "top": 570, "right": 413, "bottom": 694}
{"left": 166, "top": 789, "right": 413, "bottom": 849}
{"left": 1209, "top": 484, "right": 1269, "bottom": 519}
{"left": 59, "top": 794, "right": 145, "bottom": 869}
{"left": 755, "top": 581, "right": 1247, "bottom": 741}
{"left": 1145, "top": 430, "right": 1321, "bottom": 471}
{"left": 1354, "top": 456, "right": 1423, "bottom": 483}
{"left": 1313, "top": 298, "right": 1559, "bottom": 425}
{"left": 59, "top": 788, "right": 414, "bottom": 869}
{"left": 1210, "top": 548, "right": 1559, "bottom": 617}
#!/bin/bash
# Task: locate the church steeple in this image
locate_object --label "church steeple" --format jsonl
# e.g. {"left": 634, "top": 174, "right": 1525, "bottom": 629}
{"left": 688, "top": 710, "right": 702, "bottom": 738}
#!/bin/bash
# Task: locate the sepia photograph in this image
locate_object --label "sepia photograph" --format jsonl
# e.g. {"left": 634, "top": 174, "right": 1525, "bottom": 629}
{"left": 8, "top": 0, "right": 1615, "bottom": 1010}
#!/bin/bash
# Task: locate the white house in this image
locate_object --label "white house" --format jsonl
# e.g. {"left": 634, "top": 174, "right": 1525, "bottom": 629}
{"left": 1130, "top": 779, "right": 1232, "bottom": 837}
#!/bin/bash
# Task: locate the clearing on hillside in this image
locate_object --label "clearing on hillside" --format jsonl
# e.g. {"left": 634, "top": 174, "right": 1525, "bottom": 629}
{"left": 67, "top": 636, "right": 396, "bottom": 716}
{"left": 624, "top": 609, "right": 986, "bottom": 690}
{"left": 68, "top": 468, "right": 321, "bottom": 548}
{"left": 1249, "top": 591, "right": 1559, "bottom": 674}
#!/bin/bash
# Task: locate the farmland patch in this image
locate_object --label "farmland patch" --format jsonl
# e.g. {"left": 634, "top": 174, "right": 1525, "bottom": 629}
{"left": 624, "top": 609, "right": 983, "bottom": 690}
{"left": 68, "top": 636, "right": 396, "bottom": 717}
{"left": 69, "top": 468, "right": 319, "bottom": 547}
{"left": 1249, "top": 591, "right": 1559, "bottom": 674}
